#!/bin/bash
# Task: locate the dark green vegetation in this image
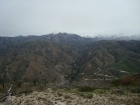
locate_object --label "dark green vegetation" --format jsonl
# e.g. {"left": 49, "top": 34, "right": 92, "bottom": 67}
{"left": 78, "top": 86, "right": 95, "bottom": 92}
{"left": 0, "top": 33, "right": 140, "bottom": 89}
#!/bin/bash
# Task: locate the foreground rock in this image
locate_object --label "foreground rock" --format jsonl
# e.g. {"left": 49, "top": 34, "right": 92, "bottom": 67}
{"left": 1, "top": 88, "right": 140, "bottom": 105}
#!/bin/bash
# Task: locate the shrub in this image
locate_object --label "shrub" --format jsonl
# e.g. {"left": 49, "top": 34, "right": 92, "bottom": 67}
{"left": 97, "top": 89, "right": 106, "bottom": 94}
{"left": 78, "top": 86, "right": 94, "bottom": 92}
{"left": 129, "top": 81, "right": 136, "bottom": 86}
{"left": 111, "top": 79, "right": 121, "bottom": 86}
{"left": 111, "top": 76, "right": 133, "bottom": 86}
{"left": 77, "top": 92, "right": 84, "bottom": 97}
{"left": 131, "top": 87, "right": 140, "bottom": 93}
{"left": 84, "top": 93, "right": 93, "bottom": 99}
{"left": 120, "top": 76, "right": 133, "bottom": 85}
{"left": 16, "top": 81, "right": 22, "bottom": 88}
{"left": 18, "top": 89, "right": 32, "bottom": 94}
{"left": 77, "top": 92, "right": 93, "bottom": 99}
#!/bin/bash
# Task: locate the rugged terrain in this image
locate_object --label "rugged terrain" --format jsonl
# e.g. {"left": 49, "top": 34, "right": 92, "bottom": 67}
{"left": 0, "top": 33, "right": 140, "bottom": 86}
{"left": 1, "top": 88, "right": 140, "bottom": 105}
{"left": 0, "top": 33, "right": 140, "bottom": 104}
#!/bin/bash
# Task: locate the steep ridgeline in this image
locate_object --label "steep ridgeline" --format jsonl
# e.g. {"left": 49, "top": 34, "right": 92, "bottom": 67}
{"left": 0, "top": 33, "right": 92, "bottom": 48}
{"left": 0, "top": 33, "right": 140, "bottom": 85}
{"left": 0, "top": 42, "right": 84, "bottom": 85}
{"left": 0, "top": 33, "right": 89, "bottom": 85}
{"left": 70, "top": 40, "right": 140, "bottom": 81}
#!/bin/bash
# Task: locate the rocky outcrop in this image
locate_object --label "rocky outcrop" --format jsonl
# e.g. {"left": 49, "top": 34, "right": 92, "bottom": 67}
{"left": 1, "top": 88, "right": 140, "bottom": 105}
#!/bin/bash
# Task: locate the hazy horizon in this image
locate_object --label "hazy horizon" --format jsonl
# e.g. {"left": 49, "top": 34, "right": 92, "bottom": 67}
{"left": 0, "top": 0, "right": 140, "bottom": 37}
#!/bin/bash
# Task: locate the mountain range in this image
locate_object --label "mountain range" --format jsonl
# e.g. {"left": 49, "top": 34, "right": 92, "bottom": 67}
{"left": 0, "top": 33, "right": 140, "bottom": 86}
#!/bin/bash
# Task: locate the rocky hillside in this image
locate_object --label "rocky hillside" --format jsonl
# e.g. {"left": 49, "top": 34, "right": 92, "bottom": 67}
{"left": 1, "top": 88, "right": 140, "bottom": 105}
{"left": 71, "top": 40, "right": 140, "bottom": 81}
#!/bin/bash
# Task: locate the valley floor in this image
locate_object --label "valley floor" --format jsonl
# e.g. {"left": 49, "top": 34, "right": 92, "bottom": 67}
{"left": 1, "top": 88, "right": 140, "bottom": 105}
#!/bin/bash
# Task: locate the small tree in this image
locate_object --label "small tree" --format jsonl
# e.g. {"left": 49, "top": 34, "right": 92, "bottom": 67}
{"left": 33, "top": 80, "right": 36, "bottom": 86}
{"left": 16, "top": 81, "right": 22, "bottom": 88}
{"left": 2, "top": 82, "right": 4, "bottom": 88}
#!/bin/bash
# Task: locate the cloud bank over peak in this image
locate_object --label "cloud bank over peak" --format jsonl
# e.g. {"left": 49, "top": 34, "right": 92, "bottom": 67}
{"left": 0, "top": 0, "right": 140, "bottom": 37}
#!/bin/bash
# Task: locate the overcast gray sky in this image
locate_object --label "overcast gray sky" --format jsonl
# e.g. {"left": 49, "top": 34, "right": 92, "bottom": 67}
{"left": 0, "top": 0, "right": 140, "bottom": 37}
